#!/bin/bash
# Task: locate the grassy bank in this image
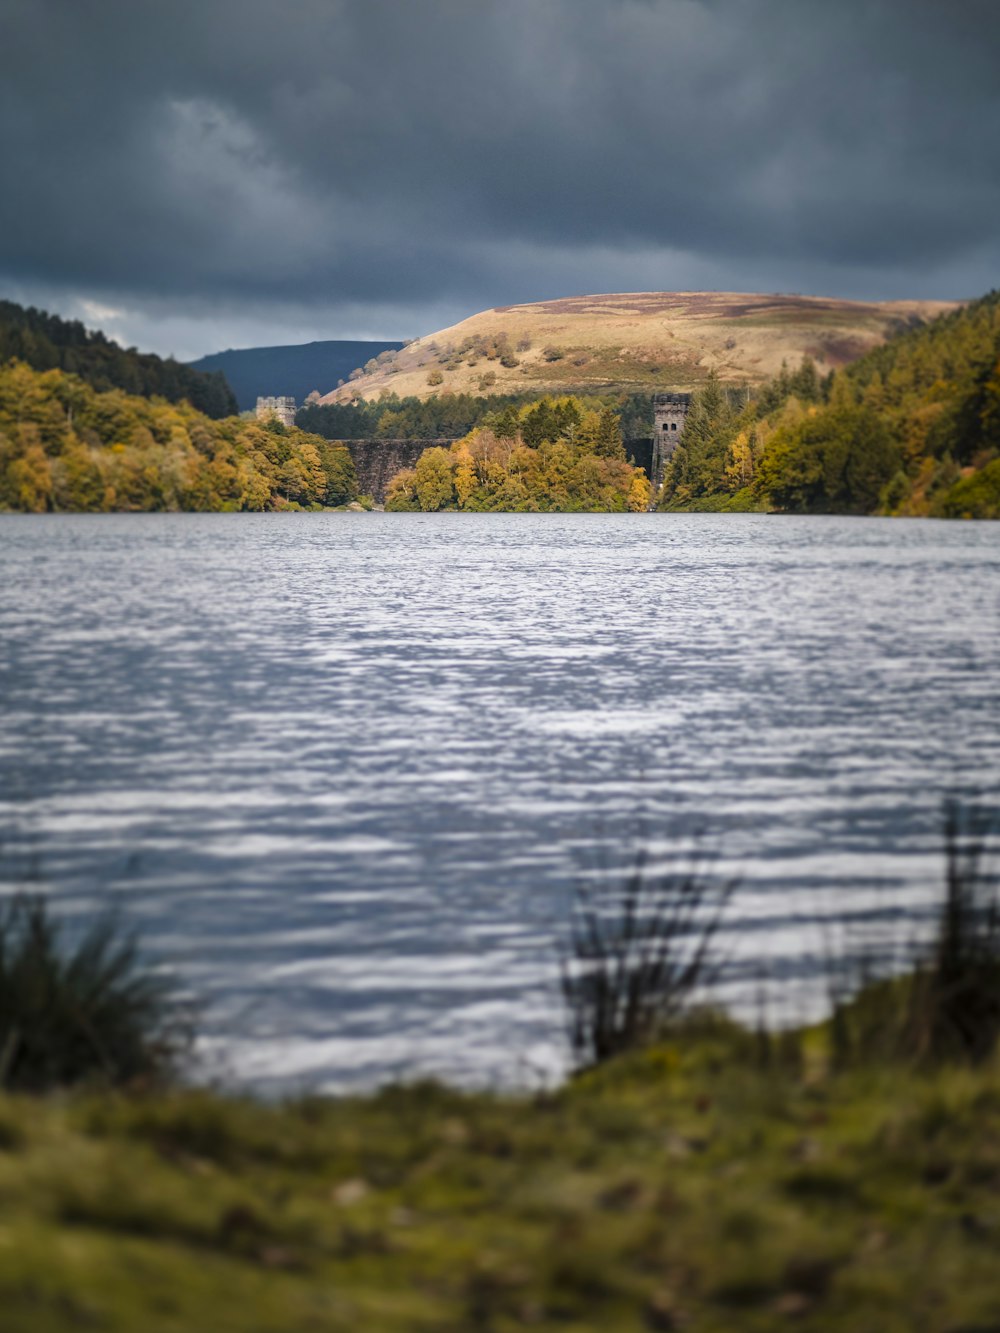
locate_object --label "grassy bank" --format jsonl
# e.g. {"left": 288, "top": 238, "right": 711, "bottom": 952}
{"left": 2, "top": 1016, "right": 1000, "bottom": 1331}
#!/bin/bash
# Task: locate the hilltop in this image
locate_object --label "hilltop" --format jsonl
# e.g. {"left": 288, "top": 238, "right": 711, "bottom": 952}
{"left": 188, "top": 338, "right": 405, "bottom": 412}
{"left": 318, "top": 291, "right": 960, "bottom": 404}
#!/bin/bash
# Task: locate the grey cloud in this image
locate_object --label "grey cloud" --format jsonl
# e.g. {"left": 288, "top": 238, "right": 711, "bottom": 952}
{"left": 1, "top": 0, "right": 997, "bottom": 357}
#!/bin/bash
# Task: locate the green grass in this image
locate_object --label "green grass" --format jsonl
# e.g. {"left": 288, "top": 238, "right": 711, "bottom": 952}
{"left": 3, "top": 1014, "right": 1000, "bottom": 1330}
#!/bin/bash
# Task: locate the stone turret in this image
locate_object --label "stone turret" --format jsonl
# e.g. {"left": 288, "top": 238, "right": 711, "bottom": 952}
{"left": 256, "top": 396, "right": 297, "bottom": 429}
{"left": 651, "top": 392, "right": 691, "bottom": 495}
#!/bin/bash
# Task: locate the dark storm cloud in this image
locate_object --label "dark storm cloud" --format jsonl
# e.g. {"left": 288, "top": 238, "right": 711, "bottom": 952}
{"left": 1, "top": 0, "right": 998, "bottom": 355}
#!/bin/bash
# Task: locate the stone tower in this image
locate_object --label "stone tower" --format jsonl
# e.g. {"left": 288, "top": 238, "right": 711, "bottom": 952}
{"left": 256, "top": 396, "right": 297, "bottom": 429}
{"left": 651, "top": 392, "right": 691, "bottom": 495}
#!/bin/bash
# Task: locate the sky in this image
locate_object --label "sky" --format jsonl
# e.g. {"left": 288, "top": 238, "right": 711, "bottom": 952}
{"left": 1, "top": 0, "right": 998, "bottom": 360}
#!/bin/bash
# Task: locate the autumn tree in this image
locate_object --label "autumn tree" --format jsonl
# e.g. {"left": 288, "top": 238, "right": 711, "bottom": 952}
{"left": 413, "top": 447, "right": 455, "bottom": 511}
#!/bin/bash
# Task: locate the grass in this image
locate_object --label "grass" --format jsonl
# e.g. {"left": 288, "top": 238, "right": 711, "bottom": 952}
{"left": 823, "top": 799, "right": 1000, "bottom": 1071}
{"left": 909, "top": 799, "right": 1000, "bottom": 1063}
{"left": 0, "top": 894, "right": 189, "bottom": 1092}
{"left": 3, "top": 1028, "right": 1000, "bottom": 1329}
{"left": 561, "top": 846, "right": 734, "bottom": 1068}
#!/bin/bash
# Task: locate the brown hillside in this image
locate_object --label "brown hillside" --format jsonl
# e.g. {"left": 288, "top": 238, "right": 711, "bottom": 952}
{"left": 318, "top": 291, "right": 960, "bottom": 403}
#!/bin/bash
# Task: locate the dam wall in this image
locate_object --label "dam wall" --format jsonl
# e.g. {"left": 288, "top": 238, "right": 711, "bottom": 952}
{"left": 342, "top": 439, "right": 457, "bottom": 503}
{"left": 624, "top": 437, "right": 654, "bottom": 480}
{"left": 344, "top": 434, "right": 657, "bottom": 504}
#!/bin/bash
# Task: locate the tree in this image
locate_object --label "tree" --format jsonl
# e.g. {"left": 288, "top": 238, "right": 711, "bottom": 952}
{"left": 627, "top": 472, "right": 652, "bottom": 511}
{"left": 758, "top": 405, "right": 899, "bottom": 514}
{"left": 724, "top": 429, "right": 754, "bottom": 492}
{"left": 414, "top": 447, "right": 455, "bottom": 511}
{"left": 659, "top": 372, "right": 736, "bottom": 506}
{"left": 0, "top": 360, "right": 363, "bottom": 513}
{"left": 453, "top": 445, "right": 478, "bottom": 508}
{"left": 377, "top": 399, "right": 650, "bottom": 513}
{"left": 0, "top": 298, "right": 237, "bottom": 416}
{"left": 594, "top": 406, "right": 625, "bottom": 459}
{"left": 385, "top": 467, "right": 420, "bottom": 511}
{"left": 6, "top": 440, "right": 52, "bottom": 511}
{"left": 317, "top": 442, "right": 358, "bottom": 506}
{"left": 53, "top": 433, "right": 103, "bottom": 511}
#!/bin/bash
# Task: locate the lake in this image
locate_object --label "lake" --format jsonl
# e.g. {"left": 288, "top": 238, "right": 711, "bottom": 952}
{"left": 1, "top": 512, "right": 998, "bottom": 1090}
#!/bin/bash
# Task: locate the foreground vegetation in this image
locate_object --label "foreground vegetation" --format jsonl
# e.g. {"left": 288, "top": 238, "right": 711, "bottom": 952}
{"left": 0, "top": 361, "right": 361, "bottom": 511}
{"left": 660, "top": 289, "right": 1000, "bottom": 517}
{"left": 3, "top": 1014, "right": 1000, "bottom": 1329}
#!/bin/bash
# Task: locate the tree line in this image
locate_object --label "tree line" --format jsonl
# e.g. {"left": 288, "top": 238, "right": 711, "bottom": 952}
{"left": 0, "top": 361, "right": 358, "bottom": 512}
{"left": 0, "top": 300, "right": 237, "bottom": 418}
{"left": 297, "top": 390, "right": 655, "bottom": 443}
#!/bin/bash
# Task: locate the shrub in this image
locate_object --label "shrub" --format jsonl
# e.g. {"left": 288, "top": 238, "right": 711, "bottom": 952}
{"left": 561, "top": 847, "right": 734, "bottom": 1069}
{"left": 933, "top": 457, "right": 1000, "bottom": 519}
{"left": 0, "top": 895, "right": 189, "bottom": 1092}
{"left": 824, "top": 798, "right": 1000, "bottom": 1069}
{"left": 904, "top": 800, "right": 1000, "bottom": 1063}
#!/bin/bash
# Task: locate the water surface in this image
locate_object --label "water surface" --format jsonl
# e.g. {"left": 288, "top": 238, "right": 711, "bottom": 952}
{"left": 1, "top": 513, "right": 998, "bottom": 1088}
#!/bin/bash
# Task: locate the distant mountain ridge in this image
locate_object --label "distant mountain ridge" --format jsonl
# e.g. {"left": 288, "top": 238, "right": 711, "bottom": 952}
{"left": 0, "top": 300, "right": 237, "bottom": 418}
{"left": 321, "top": 291, "right": 961, "bottom": 404}
{"left": 188, "top": 339, "right": 406, "bottom": 411}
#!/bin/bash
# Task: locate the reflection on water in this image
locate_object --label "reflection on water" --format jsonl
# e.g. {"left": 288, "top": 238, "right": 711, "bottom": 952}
{"left": 1, "top": 512, "right": 998, "bottom": 1089}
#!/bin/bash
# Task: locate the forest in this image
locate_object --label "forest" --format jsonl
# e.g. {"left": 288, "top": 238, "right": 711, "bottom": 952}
{"left": 0, "top": 300, "right": 237, "bottom": 419}
{"left": 385, "top": 398, "right": 651, "bottom": 512}
{"left": 658, "top": 289, "right": 1000, "bottom": 518}
{"left": 0, "top": 361, "right": 358, "bottom": 512}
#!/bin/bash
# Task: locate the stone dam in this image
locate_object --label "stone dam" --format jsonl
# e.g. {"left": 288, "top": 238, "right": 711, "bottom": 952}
{"left": 344, "top": 437, "right": 656, "bottom": 503}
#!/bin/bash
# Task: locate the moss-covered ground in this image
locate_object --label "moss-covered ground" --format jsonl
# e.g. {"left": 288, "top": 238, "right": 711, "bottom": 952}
{"left": 1, "top": 1019, "right": 999, "bottom": 1331}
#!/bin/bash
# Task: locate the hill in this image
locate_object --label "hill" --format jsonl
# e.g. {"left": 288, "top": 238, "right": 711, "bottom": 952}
{"left": 318, "top": 291, "right": 960, "bottom": 404}
{"left": 0, "top": 300, "right": 237, "bottom": 418}
{"left": 658, "top": 288, "right": 1000, "bottom": 518}
{"left": 188, "top": 339, "right": 406, "bottom": 411}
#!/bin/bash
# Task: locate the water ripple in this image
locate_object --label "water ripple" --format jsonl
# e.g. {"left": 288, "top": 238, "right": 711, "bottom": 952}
{"left": 1, "top": 512, "right": 998, "bottom": 1089}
